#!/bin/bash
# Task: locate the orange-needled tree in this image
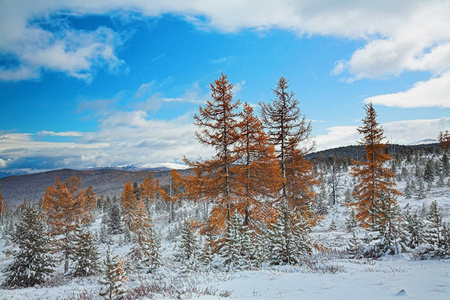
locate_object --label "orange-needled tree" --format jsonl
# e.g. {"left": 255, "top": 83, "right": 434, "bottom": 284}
{"left": 439, "top": 130, "right": 450, "bottom": 150}
{"left": 234, "top": 103, "right": 282, "bottom": 225}
{"left": 43, "top": 175, "right": 90, "bottom": 274}
{"left": 0, "top": 188, "right": 5, "bottom": 217}
{"left": 350, "top": 103, "right": 401, "bottom": 227}
{"left": 121, "top": 180, "right": 136, "bottom": 229}
{"left": 184, "top": 73, "right": 240, "bottom": 234}
{"left": 284, "top": 139, "right": 319, "bottom": 224}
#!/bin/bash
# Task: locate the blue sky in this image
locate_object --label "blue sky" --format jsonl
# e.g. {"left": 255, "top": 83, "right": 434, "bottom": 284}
{"left": 0, "top": 1, "right": 449, "bottom": 173}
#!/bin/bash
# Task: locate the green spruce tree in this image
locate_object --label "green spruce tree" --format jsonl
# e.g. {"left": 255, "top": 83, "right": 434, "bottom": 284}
{"left": 70, "top": 223, "right": 100, "bottom": 277}
{"left": 175, "top": 220, "right": 200, "bottom": 271}
{"left": 365, "top": 192, "right": 409, "bottom": 258}
{"left": 268, "top": 200, "right": 312, "bottom": 265}
{"left": 3, "top": 206, "right": 56, "bottom": 287}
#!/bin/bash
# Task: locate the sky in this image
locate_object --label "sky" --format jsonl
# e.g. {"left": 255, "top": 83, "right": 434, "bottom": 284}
{"left": 0, "top": 0, "right": 449, "bottom": 173}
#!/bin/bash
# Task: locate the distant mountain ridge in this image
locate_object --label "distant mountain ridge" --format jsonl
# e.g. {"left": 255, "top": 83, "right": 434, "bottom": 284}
{"left": 0, "top": 168, "right": 191, "bottom": 207}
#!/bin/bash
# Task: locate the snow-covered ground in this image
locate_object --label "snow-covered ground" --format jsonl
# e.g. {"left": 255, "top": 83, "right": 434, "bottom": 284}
{"left": 196, "top": 259, "right": 450, "bottom": 300}
{"left": 1, "top": 255, "right": 448, "bottom": 299}
{"left": 0, "top": 151, "right": 449, "bottom": 299}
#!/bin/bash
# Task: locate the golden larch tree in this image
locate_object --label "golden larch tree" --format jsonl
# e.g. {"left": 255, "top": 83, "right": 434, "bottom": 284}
{"left": 42, "top": 175, "right": 89, "bottom": 273}
{"left": 284, "top": 139, "right": 320, "bottom": 224}
{"left": 350, "top": 103, "right": 401, "bottom": 227}
{"left": 184, "top": 73, "right": 240, "bottom": 234}
{"left": 234, "top": 103, "right": 282, "bottom": 225}
{"left": 0, "top": 187, "right": 5, "bottom": 217}
{"left": 84, "top": 185, "right": 96, "bottom": 212}
{"left": 439, "top": 130, "right": 450, "bottom": 150}
{"left": 121, "top": 180, "right": 136, "bottom": 229}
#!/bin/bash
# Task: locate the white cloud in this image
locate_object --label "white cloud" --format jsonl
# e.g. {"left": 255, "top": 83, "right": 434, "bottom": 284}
{"left": 39, "top": 130, "right": 83, "bottom": 137}
{"left": 314, "top": 126, "right": 359, "bottom": 151}
{"left": 364, "top": 72, "right": 450, "bottom": 108}
{"left": 0, "top": 158, "right": 7, "bottom": 168}
{"left": 313, "top": 117, "right": 450, "bottom": 151}
{"left": 1, "top": 1, "right": 449, "bottom": 81}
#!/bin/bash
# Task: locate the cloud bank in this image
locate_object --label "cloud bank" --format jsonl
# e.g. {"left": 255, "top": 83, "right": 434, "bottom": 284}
{"left": 314, "top": 117, "right": 450, "bottom": 151}
{"left": 1, "top": 1, "right": 449, "bottom": 85}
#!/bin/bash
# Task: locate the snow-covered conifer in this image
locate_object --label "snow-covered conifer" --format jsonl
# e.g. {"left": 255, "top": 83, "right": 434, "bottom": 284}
{"left": 404, "top": 211, "right": 425, "bottom": 249}
{"left": 3, "top": 205, "right": 56, "bottom": 287}
{"left": 202, "top": 232, "right": 215, "bottom": 270}
{"left": 314, "top": 184, "right": 329, "bottom": 215}
{"left": 404, "top": 180, "right": 414, "bottom": 199}
{"left": 175, "top": 220, "right": 200, "bottom": 271}
{"left": 415, "top": 179, "right": 426, "bottom": 200}
{"left": 365, "top": 192, "right": 409, "bottom": 258}
{"left": 99, "top": 224, "right": 111, "bottom": 244}
{"left": 108, "top": 204, "right": 123, "bottom": 235}
{"left": 221, "top": 213, "right": 243, "bottom": 270}
{"left": 70, "top": 223, "right": 100, "bottom": 277}
{"left": 253, "top": 222, "right": 269, "bottom": 268}
{"left": 268, "top": 200, "right": 312, "bottom": 265}
{"left": 145, "top": 224, "right": 161, "bottom": 273}
{"left": 127, "top": 199, "right": 155, "bottom": 271}
{"left": 347, "top": 231, "right": 362, "bottom": 259}
{"left": 329, "top": 219, "right": 337, "bottom": 231}
{"left": 423, "top": 200, "right": 445, "bottom": 257}
{"left": 345, "top": 209, "right": 358, "bottom": 232}
{"left": 423, "top": 160, "right": 435, "bottom": 184}
{"left": 99, "top": 248, "right": 127, "bottom": 300}
{"left": 440, "top": 153, "right": 449, "bottom": 177}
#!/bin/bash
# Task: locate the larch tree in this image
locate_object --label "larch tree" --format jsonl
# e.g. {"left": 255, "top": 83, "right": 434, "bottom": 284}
{"left": 284, "top": 139, "right": 319, "bottom": 222}
{"left": 438, "top": 130, "right": 450, "bottom": 150}
{"left": 234, "top": 103, "right": 282, "bottom": 226}
{"left": 140, "top": 173, "right": 160, "bottom": 204}
{"left": 184, "top": 73, "right": 241, "bottom": 234}
{"left": 0, "top": 187, "right": 7, "bottom": 220}
{"left": 43, "top": 176, "right": 90, "bottom": 274}
{"left": 121, "top": 180, "right": 135, "bottom": 230}
{"left": 260, "top": 77, "right": 317, "bottom": 218}
{"left": 350, "top": 103, "right": 401, "bottom": 227}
